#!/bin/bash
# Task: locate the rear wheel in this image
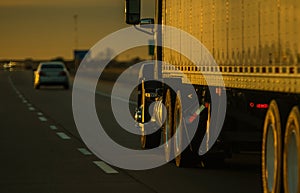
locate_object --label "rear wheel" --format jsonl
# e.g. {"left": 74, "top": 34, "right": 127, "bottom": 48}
{"left": 140, "top": 102, "right": 160, "bottom": 148}
{"left": 262, "top": 100, "right": 282, "bottom": 193}
{"left": 173, "top": 90, "right": 194, "bottom": 167}
{"left": 140, "top": 80, "right": 160, "bottom": 149}
{"left": 141, "top": 122, "right": 161, "bottom": 149}
{"left": 283, "top": 106, "right": 300, "bottom": 193}
{"left": 162, "top": 89, "right": 173, "bottom": 162}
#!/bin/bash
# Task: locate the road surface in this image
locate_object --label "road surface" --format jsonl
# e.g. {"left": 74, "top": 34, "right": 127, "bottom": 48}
{"left": 0, "top": 70, "right": 262, "bottom": 193}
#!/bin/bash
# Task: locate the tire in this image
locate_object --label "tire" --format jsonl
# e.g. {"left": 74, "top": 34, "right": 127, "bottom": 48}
{"left": 140, "top": 79, "right": 147, "bottom": 148}
{"left": 140, "top": 80, "right": 161, "bottom": 149}
{"left": 283, "top": 106, "right": 300, "bottom": 193}
{"left": 140, "top": 101, "right": 160, "bottom": 149}
{"left": 141, "top": 126, "right": 161, "bottom": 149}
{"left": 173, "top": 90, "right": 194, "bottom": 167}
{"left": 162, "top": 89, "right": 173, "bottom": 162}
{"left": 262, "top": 100, "right": 282, "bottom": 193}
{"left": 198, "top": 102, "right": 225, "bottom": 167}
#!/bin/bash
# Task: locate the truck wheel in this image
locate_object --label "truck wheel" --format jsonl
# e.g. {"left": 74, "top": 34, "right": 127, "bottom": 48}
{"left": 173, "top": 90, "right": 194, "bottom": 167}
{"left": 140, "top": 80, "right": 161, "bottom": 149}
{"left": 283, "top": 106, "right": 300, "bottom": 193}
{"left": 262, "top": 100, "right": 282, "bottom": 193}
{"left": 140, "top": 100, "right": 161, "bottom": 149}
{"left": 162, "top": 89, "right": 173, "bottom": 162}
{"left": 141, "top": 125, "right": 161, "bottom": 149}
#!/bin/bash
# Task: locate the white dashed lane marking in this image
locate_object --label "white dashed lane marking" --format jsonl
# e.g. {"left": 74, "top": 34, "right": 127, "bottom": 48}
{"left": 78, "top": 148, "right": 92, "bottom": 155}
{"left": 56, "top": 132, "right": 71, "bottom": 140}
{"left": 9, "top": 79, "right": 119, "bottom": 176}
{"left": 93, "top": 161, "right": 118, "bottom": 174}
{"left": 50, "top": 125, "right": 58, "bottom": 130}
{"left": 28, "top": 107, "right": 35, "bottom": 111}
{"left": 38, "top": 117, "right": 47, "bottom": 122}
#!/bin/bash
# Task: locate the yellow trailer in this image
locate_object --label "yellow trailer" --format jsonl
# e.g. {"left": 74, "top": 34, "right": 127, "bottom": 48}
{"left": 125, "top": 1, "right": 300, "bottom": 192}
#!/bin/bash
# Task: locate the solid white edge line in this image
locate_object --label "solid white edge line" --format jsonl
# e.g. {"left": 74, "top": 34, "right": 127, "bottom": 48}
{"left": 93, "top": 161, "right": 118, "bottom": 174}
{"left": 74, "top": 87, "right": 136, "bottom": 105}
{"left": 95, "top": 91, "right": 136, "bottom": 105}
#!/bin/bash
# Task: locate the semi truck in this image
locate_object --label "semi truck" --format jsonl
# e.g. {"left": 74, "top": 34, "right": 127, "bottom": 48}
{"left": 125, "top": 0, "right": 300, "bottom": 193}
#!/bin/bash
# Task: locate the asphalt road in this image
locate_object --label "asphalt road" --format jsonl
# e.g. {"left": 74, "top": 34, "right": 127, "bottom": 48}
{"left": 0, "top": 70, "right": 262, "bottom": 193}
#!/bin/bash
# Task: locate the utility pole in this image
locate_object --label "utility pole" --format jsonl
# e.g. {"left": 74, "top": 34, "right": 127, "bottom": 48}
{"left": 155, "top": 0, "right": 162, "bottom": 80}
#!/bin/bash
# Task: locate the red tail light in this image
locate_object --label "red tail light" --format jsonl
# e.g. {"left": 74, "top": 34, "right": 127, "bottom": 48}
{"left": 256, "top": 104, "right": 269, "bottom": 109}
{"left": 249, "top": 102, "right": 269, "bottom": 109}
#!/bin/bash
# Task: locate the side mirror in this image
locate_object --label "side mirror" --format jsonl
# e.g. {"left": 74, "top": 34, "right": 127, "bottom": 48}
{"left": 125, "top": 0, "right": 141, "bottom": 25}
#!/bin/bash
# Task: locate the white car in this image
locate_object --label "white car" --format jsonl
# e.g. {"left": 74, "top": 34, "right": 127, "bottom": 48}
{"left": 33, "top": 62, "right": 70, "bottom": 89}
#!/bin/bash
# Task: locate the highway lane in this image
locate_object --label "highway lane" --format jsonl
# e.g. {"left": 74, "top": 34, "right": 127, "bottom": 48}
{"left": 2, "top": 70, "right": 262, "bottom": 193}
{"left": 0, "top": 70, "right": 155, "bottom": 193}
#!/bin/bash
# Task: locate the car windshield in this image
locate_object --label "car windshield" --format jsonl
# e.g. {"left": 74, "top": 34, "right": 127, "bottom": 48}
{"left": 41, "top": 64, "right": 64, "bottom": 70}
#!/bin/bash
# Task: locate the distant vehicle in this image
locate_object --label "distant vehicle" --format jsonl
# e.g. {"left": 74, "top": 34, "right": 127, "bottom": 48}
{"left": 33, "top": 62, "right": 70, "bottom": 89}
{"left": 3, "top": 62, "right": 16, "bottom": 69}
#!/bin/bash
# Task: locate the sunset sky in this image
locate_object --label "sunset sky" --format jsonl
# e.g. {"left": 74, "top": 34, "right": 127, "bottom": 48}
{"left": 0, "top": 0, "right": 154, "bottom": 60}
